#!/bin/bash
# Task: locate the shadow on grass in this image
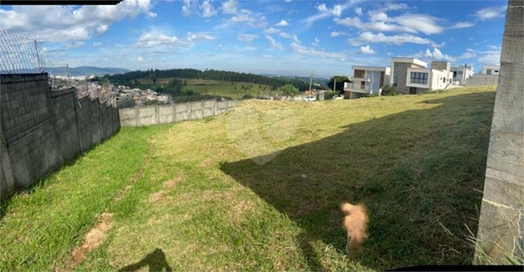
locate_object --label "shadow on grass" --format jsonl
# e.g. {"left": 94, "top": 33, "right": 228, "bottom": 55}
{"left": 118, "top": 248, "right": 172, "bottom": 272}
{"left": 220, "top": 91, "right": 496, "bottom": 271}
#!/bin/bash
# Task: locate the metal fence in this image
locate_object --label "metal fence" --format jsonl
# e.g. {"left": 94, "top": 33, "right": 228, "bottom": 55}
{"left": 0, "top": 29, "right": 52, "bottom": 74}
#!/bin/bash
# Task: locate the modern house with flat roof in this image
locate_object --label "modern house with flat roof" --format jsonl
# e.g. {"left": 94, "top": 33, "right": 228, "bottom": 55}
{"left": 343, "top": 66, "right": 390, "bottom": 99}
{"left": 480, "top": 65, "right": 500, "bottom": 75}
{"left": 405, "top": 61, "right": 452, "bottom": 93}
{"left": 389, "top": 58, "right": 428, "bottom": 94}
{"left": 451, "top": 65, "right": 474, "bottom": 85}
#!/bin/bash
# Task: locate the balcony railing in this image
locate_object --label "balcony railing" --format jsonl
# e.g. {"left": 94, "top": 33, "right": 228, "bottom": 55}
{"left": 344, "top": 82, "right": 370, "bottom": 94}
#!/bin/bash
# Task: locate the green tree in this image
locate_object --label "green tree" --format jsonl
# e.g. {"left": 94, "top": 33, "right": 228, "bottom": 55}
{"left": 328, "top": 75, "right": 351, "bottom": 95}
{"left": 279, "top": 84, "right": 299, "bottom": 100}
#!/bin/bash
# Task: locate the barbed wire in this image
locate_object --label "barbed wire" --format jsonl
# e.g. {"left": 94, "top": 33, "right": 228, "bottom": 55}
{"left": 1, "top": 29, "right": 47, "bottom": 74}
{"left": 1, "top": 29, "right": 117, "bottom": 107}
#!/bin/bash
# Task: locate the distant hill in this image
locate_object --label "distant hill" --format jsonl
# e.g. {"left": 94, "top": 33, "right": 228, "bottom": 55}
{"left": 1, "top": 66, "right": 130, "bottom": 76}
{"left": 259, "top": 73, "right": 329, "bottom": 86}
{"left": 45, "top": 66, "right": 130, "bottom": 76}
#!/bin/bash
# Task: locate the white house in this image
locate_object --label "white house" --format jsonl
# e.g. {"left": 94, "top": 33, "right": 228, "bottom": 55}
{"left": 405, "top": 61, "right": 452, "bottom": 93}
{"left": 480, "top": 65, "right": 500, "bottom": 75}
{"left": 389, "top": 58, "right": 428, "bottom": 94}
{"left": 451, "top": 65, "right": 474, "bottom": 85}
{"left": 343, "top": 66, "right": 391, "bottom": 99}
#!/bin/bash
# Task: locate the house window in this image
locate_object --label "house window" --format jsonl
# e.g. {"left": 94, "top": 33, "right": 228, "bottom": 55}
{"left": 494, "top": 70, "right": 499, "bottom": 73}
{"left": 442, "top": 77, "right": 446, "bottom": 83}
{"left": 410, "top": 72, "right": 428, "bottom": 84}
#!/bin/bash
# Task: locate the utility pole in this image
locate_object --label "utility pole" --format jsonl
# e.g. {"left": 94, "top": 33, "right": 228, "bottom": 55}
{"left": 334, "top": 78, "right": 337, "bottom": 93}
{"left": 309, "top": 70, "right": 314, "bottom": 92}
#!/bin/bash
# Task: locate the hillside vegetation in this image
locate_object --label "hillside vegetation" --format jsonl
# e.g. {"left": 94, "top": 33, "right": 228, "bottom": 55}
{"left": 0, "top": 86, "right": 496, "bottom": 271}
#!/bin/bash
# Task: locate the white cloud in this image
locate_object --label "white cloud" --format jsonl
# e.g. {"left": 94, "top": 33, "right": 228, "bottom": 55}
{"left": 370, "top": 12, "right": 388, "bottom": 21}
{"left": 201, "top": 0, "right": 217, "bottom": 18}
{"left": 226, "top": 9, "right": 267, "bottom": 27}
{"left": 467, "top": 46, "right": 501, "bottom": 65}
{"left": 335, "top": 13, "right": 443, "bottom": 35}
{"left": 263, "top": 54, "right": 274, "bottom": 58}
{"left": 392, "top": 14, "right": 443, "bottom": 35}
{"left": 292, "top": 34, "right": 300, "bottom": 44}
{"left": 316, "top": 3, "right": 328, "bottom": 12}
{"left": 0, "top": 1, "right": 156, "bottom": 42}
{"left": 137, "top": 56, "right": 143, "bottom": 62}
{"left": 304, "top": 1, "right": 361, "bottom": 26}
{"left": 182, "top": 0, "right": 198, "bottom": 17}
{"left": 238, "top": 34, "right": 259, "bottom": 42}
{"left": 265, "top": 35, "right": 284, "bottom": 50}
{"left": 448, "top": 21, "right": 475, "bottom": 29}
{"left": 221, "top": 0, "right": 238, "bottom": 14}
{"left": 330, "top": 31, "right": 349, "bottom": 37}
{"left": 65, "top": 41, "right": 84, "bottom": 49}
{"left": 424, "top": 48, "right": 455, "bottom": 62}
{"left": 474, "top": 5, "right": 507, "bottom": 21}
{"left": 93, "top": 42, "right": 103, "bottom": 47}
{"left": 275, "top": 19, "right": 289, "bottom": 27}
{"left": 135, "top": 32, "right": 192, "bottom": 50}
{"left": 290, "top": 42, "right": 347, "bottom": 60}
{"left": 359, "top": 45, "right": 374, "bottom": 54}
{"left": 332, "top": 5, "right": 343, "bottom": 17}
{"left": 478, "top": 53, "right": 500, "bottom": 65}
{"left": 312, "top": 38, "right": 320, "bottom": 47}
{"left": 457, "top": 52, "right": 476, "bottom": 60}
{"left": 264, "top": 27, "right": 280, "bottom": 34}
{"left": 278, "top": 32, "right": 292, "bottom": 39}
{"left": 355, "top": 7, "right": 362, "bottom": 16}
{"left": 349, "top": 32, "right": 437, "bottom": 46}
{"left": 186, "top": 32, "right": 215, "bottom": 41}
{"left": 368, "top": 2, "right": 409, "bottom": 16}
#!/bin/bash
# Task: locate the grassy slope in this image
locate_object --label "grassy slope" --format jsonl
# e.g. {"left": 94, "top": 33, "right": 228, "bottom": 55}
{"left": 0, "top": 86, "right": 496, "bottom": 271}
{"left": 139, "top": 78, "right": 273, "bottom": 99}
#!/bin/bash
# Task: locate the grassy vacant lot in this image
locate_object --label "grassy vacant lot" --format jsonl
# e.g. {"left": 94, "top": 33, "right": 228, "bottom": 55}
{"left": 140, "top": 78, "right": 273, "bottom": 99}
{"left": 0, "top": 86, "right": 496, "bottom": 271}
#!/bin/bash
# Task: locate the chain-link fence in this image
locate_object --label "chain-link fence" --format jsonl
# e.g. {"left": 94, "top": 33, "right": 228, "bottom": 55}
{"left": 1, "top": 29, "right": 117, "bottom": 107}
{"left": 0, "top": 29, "right": 52, "bottom": 74}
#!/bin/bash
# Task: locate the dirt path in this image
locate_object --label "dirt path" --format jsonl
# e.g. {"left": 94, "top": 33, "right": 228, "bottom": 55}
{"left": 58, "top": 140, "right": 155, "bottom": 271}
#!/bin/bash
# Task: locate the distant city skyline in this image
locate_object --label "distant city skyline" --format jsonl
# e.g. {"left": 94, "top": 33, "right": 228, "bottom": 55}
{"left": 0, "top": 0, "right": 507, "bottom": 78}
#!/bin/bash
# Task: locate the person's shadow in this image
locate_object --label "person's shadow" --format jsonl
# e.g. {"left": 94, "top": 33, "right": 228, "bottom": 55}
{"left": 118, "top": 248, "right": 172, "bottom": 272}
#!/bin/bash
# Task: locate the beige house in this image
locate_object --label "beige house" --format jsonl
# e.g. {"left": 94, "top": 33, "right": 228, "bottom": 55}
{"left": 343, "top": 66, "right": 390, "bottom": 99}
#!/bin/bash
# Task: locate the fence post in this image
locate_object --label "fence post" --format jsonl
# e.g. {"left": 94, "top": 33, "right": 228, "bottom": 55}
{"left": 214, "top": 98, "right": 218, "bottom": 116}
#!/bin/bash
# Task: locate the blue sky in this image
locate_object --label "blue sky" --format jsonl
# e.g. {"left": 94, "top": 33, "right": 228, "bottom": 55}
{"left": 0, "top": 0, "right": 508, "bottom": 78}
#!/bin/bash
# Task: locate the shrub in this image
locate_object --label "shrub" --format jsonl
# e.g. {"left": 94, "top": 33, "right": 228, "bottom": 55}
{"left": 243, "top": 94, "right": 254, "bottom": 99}
{"left": 325, "top": 91, "right": 337, "bottom": 99}
{"left": 381, "top": 85, "right": 397, "bottom": 96}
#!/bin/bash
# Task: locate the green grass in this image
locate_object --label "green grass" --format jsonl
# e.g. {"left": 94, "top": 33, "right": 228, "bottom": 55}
{"left": 141, "top": 78, "right": 273, "bottom": 99}
{"left": 0, "top": 86, "right": 496, "bottom": 271}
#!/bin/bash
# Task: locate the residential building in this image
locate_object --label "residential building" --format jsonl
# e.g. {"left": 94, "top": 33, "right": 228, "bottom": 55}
{"left": 405, "top": 61, "right": 452, "bottom": 93}
{"left": 451, "top": 65, "right": 474, "bottom": 85}
{"left": 480, "top": 65, "right": 500, "bottom": 75}
{"left": 389, "top": 58, "right": 428, "bottom": 94}
{"left": 344, "top": 66, "right": 391, "bottom": 99}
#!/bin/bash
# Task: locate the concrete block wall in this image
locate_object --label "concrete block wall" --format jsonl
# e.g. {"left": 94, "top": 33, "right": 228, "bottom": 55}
{"left": 465, "top": 75, "right": 499, "bottom": 86}
{"left": 0, "top": 73, "right": 120, "bottom": 200}
{"left": 475, "top": 0, "right": 524, "bottom": 264}
{"left": 119, "top": 99, "right": 241, "bottom": 127}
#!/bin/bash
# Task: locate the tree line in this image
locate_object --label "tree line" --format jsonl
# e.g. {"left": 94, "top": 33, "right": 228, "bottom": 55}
{"left": 100, "top": 68, "right": 316, "bottom": 91}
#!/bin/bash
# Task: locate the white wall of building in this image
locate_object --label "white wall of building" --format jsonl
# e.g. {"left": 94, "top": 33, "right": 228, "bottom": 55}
{"left": 481, "top": 65, "right": 500, "bottom": 75}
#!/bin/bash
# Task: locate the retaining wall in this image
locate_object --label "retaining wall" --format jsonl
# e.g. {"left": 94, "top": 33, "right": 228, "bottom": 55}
{"left": 0, "top": 73, "right": 120, "bottom": 200}
{"left": 119, "top": 99, "right": 241, "bottom": 127}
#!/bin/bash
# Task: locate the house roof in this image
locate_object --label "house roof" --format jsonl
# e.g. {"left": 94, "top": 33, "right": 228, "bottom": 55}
{"left": 391, "top": 57, "right": 427, "bottom": 67}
